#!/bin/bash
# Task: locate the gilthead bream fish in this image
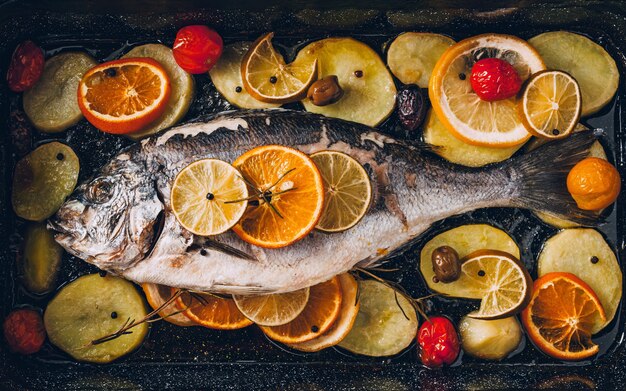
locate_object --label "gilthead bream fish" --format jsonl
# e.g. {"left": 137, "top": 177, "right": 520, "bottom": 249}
{"left": 48, "top": 109, "right": 598, "bottom": 294}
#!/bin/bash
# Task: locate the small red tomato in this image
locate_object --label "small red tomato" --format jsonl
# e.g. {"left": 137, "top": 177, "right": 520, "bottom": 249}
{"left": 3, "top": 308, "right": 46, "bottom": 355}
{"left": 470, "top": 58, "right": 522, "bottom": 102}
{"left": 417, "top": 316, "right": 460, "bottom": 368}
{"left": 6, "top": 41, "right": 45, "bottom": 92}
{"left": 172, "top": 25, "right": 223, "bottom": 74}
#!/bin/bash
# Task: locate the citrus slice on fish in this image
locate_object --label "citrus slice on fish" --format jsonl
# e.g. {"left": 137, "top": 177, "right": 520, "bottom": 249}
{"left": 242, "top": 32, "right": 317, "bottom": 104}
{"left": 429, "top": 33, "right": 545, "bottom": 147}
{"left": 287, "top": 273, "right": 360, "bottom": 352}
{"left": 261, "top": 276, "right": 343, "bottom": 344}
{"left": 175, "top": 290, "right": 253, "bottom": 330}
{"left": 170, "top": 159, "right": 249, "bottom": 236}
{"left": 462, "top": 250, "right": 532, "bottom": 320}
{"left": 310, "top": 151, "right": 372, "bottom": 232}
{"left": 519, "top": 70, "right": 582, "bottom": 139}
{"left": 233, "top": 287, "right": 310, "bottom": 326}
{"left": 232, "top": 145, "right": 325, "bottom": 248}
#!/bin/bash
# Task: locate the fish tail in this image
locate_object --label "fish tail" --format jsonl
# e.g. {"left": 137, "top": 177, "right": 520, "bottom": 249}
{"left": 506, "top": 131, "right": 602, "bottom": 226}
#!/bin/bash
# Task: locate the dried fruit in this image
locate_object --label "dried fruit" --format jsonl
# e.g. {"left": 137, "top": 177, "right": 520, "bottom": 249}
{"left": 307, "top": 75, "right": 344, "bottom": 106}
{"left": 173, "top": 25, "right": 223, "bottom": 74}
{"left": 417, "top": 316, "right": 460, "bottom": 368}
{"left": 431, "top": 245, "right": 460, "bottom": 283}
{"left": 3, "top": 309, "right": 46, "bottom": 355}
{"left": 6, "top": 40, "right": 44, "bottom": 92}
{"left": 567, "top": 157, "right": 620, "bottom": 211}
{"left": 396, "top": 84, "right": 427, "bottom": 136}
{"left": 470, "top": 58, "right": 522, "bottom": 102}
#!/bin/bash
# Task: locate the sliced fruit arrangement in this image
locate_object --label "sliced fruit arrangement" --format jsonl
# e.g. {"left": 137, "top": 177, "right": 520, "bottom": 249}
{"left": 242, "top": 32, "right": 317, "bottom": 104}
{"left": 142, "top": 284, "right": 195, "bottom": 327}
{"left": 420, "top": 224, "right": 520, "bottom": 296}
{"left": 429, "top": 33, "right": 545, "bottom": 147}
{"left": 519, "top": 70, "right": 582, "bottom": 139}
{"left": 295, "top": 37, "right": 396, "bottom": 127}
{"left": 20, "top": 223, "right": 64, "bottom": 294}
{"left": 78, "top": 58, "right": 171, "bottom": 134}
{"left": 387, "top": 32, "right": 455, "bottom": 88}
{"left": 176, "top": 290, "right": 252, "bottom": 330}
{"left": 567, "top": 157, "right": 621, "bottom": 211}
{"left": 538, "top": 229, "right": 622, "bottom": 334}
{"left": 170, "top": 159, "right": 249, "bottom": 236}
{"left": 44, "top": 274, "right": 148, "bottom": 363}
{"left": 310, "top": 150, "right": 372, "bottom": 232}
{"left": 12, "top": 142, "right": 79, "bottom": 221}
{"left": 521, "top": 272, "right": 606, "bottom": 361}
{"left": 232, "top": 145, "right": 325, "bottom": 248}
{"left": 287, "top": 273, "right": 359, "bottom": 352}
{"left": 233, "top": 288, "right": 310, "bottom": 327}
{"left": 458, "top": 316, "right": 522, "bottom": 360}
{"left": 529, "top": 31, "right": 619, "bottom": 116}
{"left": 122, "top": 44, "right": 195, "bottom": 139}
{"left": 338, "top": 279, "right": 418, "bottom": 357}
{"left": 461, "top": 250, "right": 532, "bottom": 319}
{"left": 423, "top": 110, "right": 523, "bottom": 167}
{"left": 210, "top": 42, "right": 281, "bottom": 109}
{"left": 23, "top": 52, "right": 97, "bottom": 132}
{"left": 261, "top": 277, "right": 342, "bottom": 344}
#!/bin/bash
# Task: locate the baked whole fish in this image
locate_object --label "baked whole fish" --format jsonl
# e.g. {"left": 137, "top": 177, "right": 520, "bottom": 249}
{"left": 48, "top": 109, "right": 598, "bottom": 294}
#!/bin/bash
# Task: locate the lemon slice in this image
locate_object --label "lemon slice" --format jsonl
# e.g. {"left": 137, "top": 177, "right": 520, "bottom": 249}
{"left": 538, "top": 229, "right": 622, "bottom": 334}
{"left": 210, "top": 42, "right": 281, "bottom": 109}
{"left": 310, "top": 151, "right": 372, "bottom": 232}
{"left": 338, "top": 280, "right": 418, "bottom": 357}
{"left": 519, "top": 70, "right": 582, "bottom": 139}
{"left": 423, "top": 110, "right": 523, "bottom": 167}
{"left": 233, "top": 287, "right": 310, "bottom": 326}
{"left": 170, "top": 159, "right": 248, "bottom": 236}
{"left": 295, "top": 37, "right": 397, "bottom": 127}
{"left": 122, "top": 44, "right": 195, "bottom": 139}
{"left": 462, "top": 250, "right": 532, "bottom": 319}
{"left": 529, "top": 31, "right": 619, "bottom": 116}
{"left": 387, "top": 32, "right": 455, "bottom": 88}
{"left": 429, "top": 34, "right": 545, "bottom": 148}
{"left": 242, "top": 33, "right": 317, "bottom": 104}
{"left": 420, "top": 224, "right": 520, "bottom": 296}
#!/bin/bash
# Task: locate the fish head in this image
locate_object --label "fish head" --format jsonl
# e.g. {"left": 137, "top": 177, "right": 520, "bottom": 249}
{"left": 48, "top": 158, "right": 164, "bottom": 271}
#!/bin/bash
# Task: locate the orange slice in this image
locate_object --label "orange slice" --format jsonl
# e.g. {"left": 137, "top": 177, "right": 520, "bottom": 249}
{"left": 175, "top": 290, "right": 253, "bottom": 330}
{"left": 78, "top": 58, "right": 171, "bottom": 134}
{"left": 261, "top": 276, "right": 342, "bottom": 344}
{"left": 232, "top": 145, "right": 325, "bottom": 248}
{"left": 142, "top": 283, "right": 195, "bottom": 327}
{"left": 521, "top": 272, "right": 606, "bottom": 361}
{"left": 241, "top": 32, "right": 317, "bottom": 104}
{"left": 233, "top": 287, "right": 310, "bottom": 326}
{"left": 287, "top": 273, "right": 359, "bottom": 352}
{"left": 429, "top": 34, "right": 545, "bottom": 147}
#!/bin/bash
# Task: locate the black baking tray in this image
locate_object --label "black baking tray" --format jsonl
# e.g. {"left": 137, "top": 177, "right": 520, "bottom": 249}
{"left": 2, "top": 1, "right": 626, "bottom": 389}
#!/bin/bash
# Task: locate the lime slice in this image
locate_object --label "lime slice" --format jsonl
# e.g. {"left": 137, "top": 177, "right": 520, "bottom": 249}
{"left": 44, "top": 274, "right": 148, "bottom": 363}
{"left": 233, "top": 288, "right": 310, "bottom": 326}
{"left": 122, "top": 44, "right": 195, "bottom": 139}
{"left": 23, "top": 52, "right": 97, "bottom": 132}
{"left": 310, "top": 151, "right": 372, "bottom": 232}
{"left": 338, "top": 280, "right": 417, "bottom": 357}
{"left": 529, "top": 31, "right": 619, "bottom": 116}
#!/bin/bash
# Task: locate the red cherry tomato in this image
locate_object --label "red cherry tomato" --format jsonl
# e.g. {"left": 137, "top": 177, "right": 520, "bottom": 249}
{"left": 6, "top": 41, "right": 45, "bottom": 92}
{"left": 172, "top": 25, "right": 223, "bottom": 74}
{"left": 3, "top": 308, "right": 46, "bottom": 355}
{"left": 417, "top": 316, "right": 460, "bottom": 368}
{"left": 470, "top": 58, "right": 522, "bottom": 102}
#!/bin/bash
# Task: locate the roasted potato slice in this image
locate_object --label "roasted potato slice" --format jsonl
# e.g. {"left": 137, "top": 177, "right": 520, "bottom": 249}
{"left": 20, "top": 223, "right": 63, "bottom": 294}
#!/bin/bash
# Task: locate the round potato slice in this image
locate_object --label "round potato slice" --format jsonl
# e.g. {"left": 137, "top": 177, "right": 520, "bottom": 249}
{"left": 23, "top": 52, "right": 97, "bottom": 132}
{"left": 338, "top": 279, "right": 417, "bottom": 357}
{"left": 122, "top": 44, "right": 195, "bottom": 139}
{"left": 44, "top": 274, "right": 148, "bottom": 363}
{"left": 296, "top": 38, "right": 396, "bottom": 127}
{"left": 529, "top": 124, "right": 607, "bottom": 228}
{"left": 529, "top": 31, "right": 619, "bottom": 116}
{"left": 210, "top": 42, "right": 280, "bottom": 110}
{"left": 423, "top": 110, "right": 523, "bottom": 167}
{"left": 538, "top": 229, "right": 621, "bottom": 334}
{"left": 20, "top": 222, "right": 63, "bottom": 294}
{"left": 419, "top": 224, "right": 520, "bottom": 297}
{"left": 12, "top": 142, "right": 79, "bottom": 221}
{"left": 387, "top": 32, "right": 455, "bottom": 88}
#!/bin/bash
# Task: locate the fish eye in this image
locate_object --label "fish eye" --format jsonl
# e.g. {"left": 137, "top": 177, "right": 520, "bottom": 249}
{"left": 87, "top": 178, "right": 114, "bottom": 204}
